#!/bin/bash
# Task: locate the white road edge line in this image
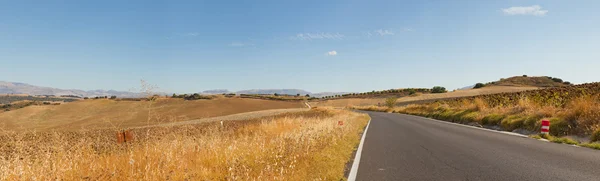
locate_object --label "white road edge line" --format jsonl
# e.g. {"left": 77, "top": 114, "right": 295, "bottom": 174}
{"left": 401, "top": 113, "right": 529, "bottom": 138}
{"left": 348, "top": 118, "right": 371, "bottom": 181}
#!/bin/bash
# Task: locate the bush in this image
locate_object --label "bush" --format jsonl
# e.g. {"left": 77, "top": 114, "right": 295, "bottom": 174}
{"left": 523, "top": 75, "right": 528, "bottom": 77}
{"left": 385, "top": 97, "right": 397, "bottom": 109}
{"left": 551, "top": 78, "right": 563, "bottom": 83}
{"left": 549, "top": 118, "right": 571, "bottom": 136}
{"left": 473, "top": 83, "right": 485, "bottom": 89}
{"left": 431, "top": 86, "right": 447, "bottom": 93}
{"left": 591, "top": 129, "right": 600, "bottom": 142}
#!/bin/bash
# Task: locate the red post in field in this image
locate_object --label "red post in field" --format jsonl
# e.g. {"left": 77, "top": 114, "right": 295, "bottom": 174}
{"left": 541, "top": 120, "right": 550, "bottom": 134}
{"left": 338, "top": 121, "right": 344, "bottom": 126}
{"left": 116, "top": 130, "right": 135, "bottom": 144}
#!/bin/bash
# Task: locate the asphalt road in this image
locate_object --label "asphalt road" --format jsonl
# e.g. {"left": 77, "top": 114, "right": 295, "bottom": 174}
{"left": 354, "top": 111, "right": 600, "bottom": 181}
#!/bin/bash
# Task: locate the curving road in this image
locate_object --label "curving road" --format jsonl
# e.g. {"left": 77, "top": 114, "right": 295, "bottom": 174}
{"left": 353, "top": 111, "right": 600, "bottom": 181}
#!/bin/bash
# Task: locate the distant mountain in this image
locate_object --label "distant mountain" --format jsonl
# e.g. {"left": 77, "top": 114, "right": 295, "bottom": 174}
{"left": 201, "top": 89, "right": 231, "bottom": 94}
{"left": 458, "top": 85, "right": 475, "bottom": 90}
{"left": 1, "top": 81, "right": 351, "bottom": 99}
{"left": 0, "top": 81, "right": 144, "bottom": 98}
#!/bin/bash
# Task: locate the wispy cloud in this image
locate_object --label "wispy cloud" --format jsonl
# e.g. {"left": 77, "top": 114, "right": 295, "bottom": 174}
{"left": 502, "top": 5, "right": 548, "bottom": 16}
{"left": 291, "top": 33, "right": 345, "bottom": 40}
{"left": 326, "top": 50, "right": 338, "bottom": 56}
{"left": 375, "top": 29, "right": 395, "bottom": 36}
{"left": 184, "top": 32, "right": 199, "bottom": 37}
{"left": 366, "top": 29, "right": 401, "bottom": 38}
{"left": 229, "top": 42, "right": 254, "bottom": 47}
{"left": 402, "top": 28, "right": 414, "bottom": 32}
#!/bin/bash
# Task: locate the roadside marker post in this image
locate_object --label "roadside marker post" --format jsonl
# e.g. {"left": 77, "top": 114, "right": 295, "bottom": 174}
{"left": 541, "top": 120, "right": 550, "bottom": 134}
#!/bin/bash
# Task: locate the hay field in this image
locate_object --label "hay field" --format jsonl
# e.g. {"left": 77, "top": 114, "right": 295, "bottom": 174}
{"left": 0, "top": 98, "right": 304, "bottom": 131}
{"left": 0, "top": 108, "right": 369, "bottom": 180}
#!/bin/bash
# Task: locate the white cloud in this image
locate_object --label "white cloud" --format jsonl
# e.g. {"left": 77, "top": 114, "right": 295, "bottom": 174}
{"left": 502, "top": 5, "right": 548, "bottom": 16}
{"left": 375, "top": 29, "right": 395, "bottom": 36}
{"left": 403, "top": 28, "right": 414, "bottom": 32}
{"left": 291, "top": 32, "right": 345, "bottom": 40}
{"left": 326, "top": 51, "right": 338, "bottom": 56}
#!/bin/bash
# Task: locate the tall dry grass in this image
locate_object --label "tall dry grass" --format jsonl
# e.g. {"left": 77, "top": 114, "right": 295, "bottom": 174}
{"left": 0, "top": 108, "right": 369, "bottom": 180}
{"left": 353, "top": 94, "right": 600, "bottom": 138}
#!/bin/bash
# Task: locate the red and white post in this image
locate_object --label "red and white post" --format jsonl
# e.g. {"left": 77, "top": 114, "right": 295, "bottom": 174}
{"left": 541, "top": 120, "right": 550, "bottom": 134}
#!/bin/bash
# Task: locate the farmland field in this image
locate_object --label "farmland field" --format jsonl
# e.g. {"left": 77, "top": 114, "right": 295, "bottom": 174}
{"left": 311, "top": 85, "right": 539, "bottom": 107}
{"left": 0, "top": 98, "right": 305, "bottom": 131}
{"left": 0, "top": 108, "right": 369, "bottom": 180}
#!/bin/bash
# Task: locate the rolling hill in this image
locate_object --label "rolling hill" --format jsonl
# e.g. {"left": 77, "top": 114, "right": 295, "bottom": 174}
{"left": 0, "top": 98, "right": 305, "bottom": 131}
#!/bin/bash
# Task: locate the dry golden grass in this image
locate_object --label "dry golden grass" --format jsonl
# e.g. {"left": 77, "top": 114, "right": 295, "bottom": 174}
{"left": 354, "top": 94, "right": 600, "bottom": 138}
{"left": 0, "top": 98, "right": 304, "bottom": 131}
{"left": 312, "top": 86, "right": 538, "bottom": 108}
{"left": 0, "top": 108, "right": 369, "bottom": 180}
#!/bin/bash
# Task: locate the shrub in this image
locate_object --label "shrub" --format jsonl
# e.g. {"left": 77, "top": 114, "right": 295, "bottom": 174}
{"left": 549, "top": 118, "right": 571, "bottom": 136}
{"left": 523, "top": 75, "right": 528, "bottom": 77}
{"left": 408, "top": 89, "right": 416, "bottom": 95}
{"left": 385, "top": 97, "right": 397, "bottom": 109}
{"left": 501, "top": 115, "right": 526, "bottom": 131}
{"left": 481, "top": 114, "right": 505, "bottom": 125}
{"left": 431, "top": 86, "right": 447, "bottom": 93}
{"left": 591, "top": 129, "right": 600, "bottom": 142}
{"left": 551, "top": 77, "right": 563, "bottom": 83}
{"left": 473, "top": 83, "right": 485, "bottom": 89}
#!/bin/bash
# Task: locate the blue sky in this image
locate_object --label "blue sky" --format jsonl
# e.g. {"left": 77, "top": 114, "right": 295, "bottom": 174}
{"left": 1, "top": 0, "right": 599, "bottom": 93}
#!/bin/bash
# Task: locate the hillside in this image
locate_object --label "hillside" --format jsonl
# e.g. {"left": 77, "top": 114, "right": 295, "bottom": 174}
{"left": 481, "top": 75, "right": 571, "bottom": 88}
{"left": 0, "top": 98, "right": 304, "bottom": 130}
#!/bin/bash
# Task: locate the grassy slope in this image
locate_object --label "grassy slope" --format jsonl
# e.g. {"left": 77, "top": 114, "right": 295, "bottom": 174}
{"left": 353, "top": 83, "right": 600, "bottom": 148}
{"left": 0, "top": 108, "right": 369, "bottom": 180}
{"left": 311, "top": 86, "right": 538, "bottom": 107}
{"left": 0, "top": 98, "right": 304, "bottom": 131}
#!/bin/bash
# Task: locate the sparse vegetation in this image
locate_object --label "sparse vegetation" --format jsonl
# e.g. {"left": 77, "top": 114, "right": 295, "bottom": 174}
{"left": 484, "top": 75, "right": 571, "bottom": 87}
{"left": 352, "top": 82, "right": 600, "bottom": 144}
{"left": 0, "top": 108, "right": 369, "bottom": 180}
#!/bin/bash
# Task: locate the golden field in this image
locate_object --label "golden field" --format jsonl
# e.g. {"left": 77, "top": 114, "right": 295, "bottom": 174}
{"left": 0, "top": 108, "right": 369, "bottom": 180}
{"left": 311, "top": 86, "right": 539, "bottom": 107}
{"left": 0, "top": 98, "right": 304, "bottom": 131}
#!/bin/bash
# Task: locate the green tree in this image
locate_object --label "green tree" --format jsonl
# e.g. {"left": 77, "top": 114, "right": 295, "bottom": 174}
{"left": 474, "top": 83, "right": 485, "bottom": 89}
{"left": 431, "top": 86, "right": 447, "bottom": 93}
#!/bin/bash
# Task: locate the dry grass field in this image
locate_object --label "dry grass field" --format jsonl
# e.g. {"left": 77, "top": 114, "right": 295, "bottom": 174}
{"left": 311, "top": 86, "right": 539, "bottom": 107}
{"left": 0, "top": 108, "right": 369, "bottom": 180}
{"left": 0, "top": 98, "right": 304, "bottom": 131}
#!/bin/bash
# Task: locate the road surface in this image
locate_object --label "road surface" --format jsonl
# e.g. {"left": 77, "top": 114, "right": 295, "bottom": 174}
{"left": 353, "top": 111, "right": 600, "bottom": 181}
